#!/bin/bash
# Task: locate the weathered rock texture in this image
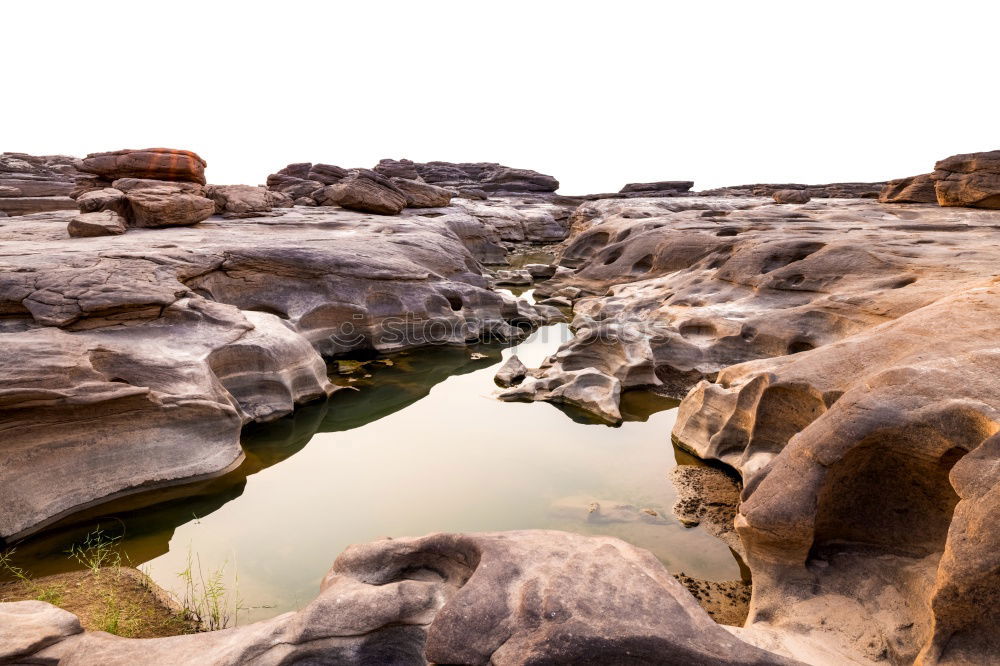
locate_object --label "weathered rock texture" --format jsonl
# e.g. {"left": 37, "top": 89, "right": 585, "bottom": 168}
{"left": 2, "top": 531, "right": 798, "bottom": 665}
{"left": 698, "top": 182, "right": 884, "bottom": 198}
{"left": 78, "top": 148, "right": 207, "bottom": 185}
{"left": 375, "top": 159, "right": 559, "bottom": 193}
{"left": 69, "top": 150, "right": 217, "bottom": 230}
{"left": 510, "top": 193, "right": 1000, "bottom": 663}
{"left": 320, "top": 170, "right": 408, "bottom": 214}
{"left": 772, "top": 189, "right": 810, "bottom": 204}
{"left": 0, "top": 153, "right": 80, "bottom": 216}
{"left": 67, "top": 210, "right": 126, "bottom": 237}
{"left": 0, "top": 204, "right": 551, "bottom": 542}
{"left": 931, "top": 150, "right": 1000, "bottom": 208}
{"left": 203, "top": 184, "right": 290, "bottom": 218}
{"left": 621, "top": 180, "right": 695, "bottom": 195}
{"left": 879, "top": 174, "right": 938, "bottom": 204}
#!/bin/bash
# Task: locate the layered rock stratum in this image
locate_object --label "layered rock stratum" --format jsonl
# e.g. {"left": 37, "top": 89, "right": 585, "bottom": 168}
{"left": 0, "top": 153, "right": 80, "bottom": 216}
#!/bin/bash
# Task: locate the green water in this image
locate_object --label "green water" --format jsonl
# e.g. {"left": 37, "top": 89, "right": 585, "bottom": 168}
{"left": 8, "top": 294, "right": 742, "bottom": 624}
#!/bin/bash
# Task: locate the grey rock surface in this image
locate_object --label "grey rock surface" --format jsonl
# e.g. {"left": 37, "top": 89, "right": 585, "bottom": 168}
{"left": 0, "top": 204, "right": 551, "bottom": 541}
{"left": 494, "top": 354, "right": 527, "bottom": 387}
{"left": 11, "top": 531, "right": 798, "bottom": 666}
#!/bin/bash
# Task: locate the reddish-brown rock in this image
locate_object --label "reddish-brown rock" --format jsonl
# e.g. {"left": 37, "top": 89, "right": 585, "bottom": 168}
{"left": 932, "top": 150, "right": 1000, "bottom": 208}
{"left": 79, "top": 148, "right": 207, "bottom": 185}
{"left": 772, "top": 189, "right": 811, "bottom": 204}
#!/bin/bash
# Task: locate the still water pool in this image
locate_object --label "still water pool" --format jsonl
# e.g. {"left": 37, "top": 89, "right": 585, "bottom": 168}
{"left": 10, "top": 292, "right": 742, "bottom": 624}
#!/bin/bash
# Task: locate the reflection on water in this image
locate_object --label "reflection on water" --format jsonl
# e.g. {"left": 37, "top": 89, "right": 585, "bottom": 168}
{"left": 8, "top": 292, "right": 742, "bottom": 624}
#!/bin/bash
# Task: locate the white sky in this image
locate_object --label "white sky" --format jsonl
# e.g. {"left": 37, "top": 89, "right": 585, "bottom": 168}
{"left": 5, "top": 1, "right": 997, "bottom": 194}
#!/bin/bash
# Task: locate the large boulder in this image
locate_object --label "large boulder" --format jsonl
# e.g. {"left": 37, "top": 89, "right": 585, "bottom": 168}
{"left": 772, "top": 189, "right": 811, "bottom": 204}
{"left": 320, "top": 170, "right": 407, "bottom": 215}
{"left": 76, "top": 187, "right": 129, "bottom": 217}
{"left": 204, "top": 184, "right": 287, "bottom": 218}
{"left": 67, "top": 211, "right": 126, "bottom": 237}
{"left": 879, "top": 173, "right": 939, "bottom": 203}
{"left": 115, "top": 179, "right": 215, "bottom": 228}
{"left": 932, "top": 150, "right": 1000, "bottom": 208}
{"left": 265, "top": 162, "right": 348, "bottom": 205}
{"left": 373, "top": 157, "right": 420, "bottom": 180}
{"left": 79, "top": 148, "right": 207, "bottom": 185}
{"left": 390, "top": 177, "right": 453, "bottom": 208}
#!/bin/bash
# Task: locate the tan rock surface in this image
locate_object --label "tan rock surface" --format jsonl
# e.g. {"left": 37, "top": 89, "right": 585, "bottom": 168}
{"left": 508, "top": 194, "right": 1000, "bottom": 663}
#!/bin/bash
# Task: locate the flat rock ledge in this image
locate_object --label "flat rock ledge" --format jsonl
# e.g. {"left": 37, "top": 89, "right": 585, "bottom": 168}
{"left": 0, "top": 530, "right": 799, "bottom": 666}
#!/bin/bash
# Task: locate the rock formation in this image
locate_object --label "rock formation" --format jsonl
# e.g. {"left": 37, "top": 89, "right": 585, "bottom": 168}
{"left": 771, "top": 189, "right": 811, "bottom": 204}
{"left": 389, "top": 176, "right": 454, "bottom": 208}
{"left": 0, "top": 152, "right": 80, "bottom": 216}
{"left": 78, "top": 148, "right": 208, "bottom": 185}
{"left": 66, "top": 210, "right": 126, "bottom": 237}
{"left": 70, "top": 149, "right": 217, "bottom": 231}
{"left": 6, "top": 148, "right": 1000, "bottom": 665}
{"left": 879, "top": 173, "right": 938, "bottom": 203}
{"left": 620, "top": 180, "right": 695, "bottom": 195}
{"left": 698, "top": 182, "right": 884, "bottom": 198}
{"left": 319, "top": 170, "right": 408, "bottom": 215}
{"left": 1, "top": 531, "right": 797, "bottom": 665}
{"left": 0, "top": 203, "right": 552, "bottom": 542}
{"left": 507, "top": 188, "right": 1000, "bottom": 663}
{"left": 374, "top": 158, "right": 560, "bottom": 193}
{"left": 203, "top": 184, "right": 291, "bottom": 218}
{"left": 931, "top": 150, "right": 1000, "bottom": 208}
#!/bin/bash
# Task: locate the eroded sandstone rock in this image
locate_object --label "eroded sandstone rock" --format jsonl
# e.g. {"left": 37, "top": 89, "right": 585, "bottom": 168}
{"left": 11, "top": 531, "right": 797, "bottom": 665}
{"left": 0, "top": 205, "right": 550, "bottom": 539}
{"left": 67, "top": 210, "right": 126, "bottom": 237}
{"left": 79, "top": 148, "right": 207, "bottom": 185}
{"left": 121, "top": 182, "right": 216, "bottom": 227}
{"left": 620, "top": 180, "right": 694, "bottom": 195}
{"left": 376, "top": 159, "right": 560, "bottom": 193}
{"left": 772, "top": 189, "right": 810, "bottom": 204}
{"left": 320, "top": 170, "right": 407, "bottom": 215}
{"left": 203, "top": 184, "right": 283, "bottom": 218}
{"left": 494, "top": 355, "right": 527, "bottom": 387}
{"left": 879, "top": 173, "right": 938, "bottom": 203}
{"left": 503, "top": 193, "right": 1000, "bottom": 664}
{"left": 0, "top": 152, "right": 80, "bottom": 216}
{"left": 390, "top": 177, "right": 453, "bottom": 208}
{"left": 931, "top": 150, "right": 1000, "bottom": 208}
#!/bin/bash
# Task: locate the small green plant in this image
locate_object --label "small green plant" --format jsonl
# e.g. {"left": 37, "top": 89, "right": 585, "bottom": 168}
{"left": 0, "top": 548, "right": 61, "bottom": 604}
{"left": 65, "top": 527, "right": 123, "bottom": 574}
{"left": 177, "top": 548, "right": 244, "bottom": 631}
{"left": 0, "top": 548, "right": 32, "bottom": 585}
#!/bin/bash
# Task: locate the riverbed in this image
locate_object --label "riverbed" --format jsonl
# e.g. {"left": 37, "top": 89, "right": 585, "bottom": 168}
{"left": 7, "top": 291, "right": 743, "bottom": 625}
